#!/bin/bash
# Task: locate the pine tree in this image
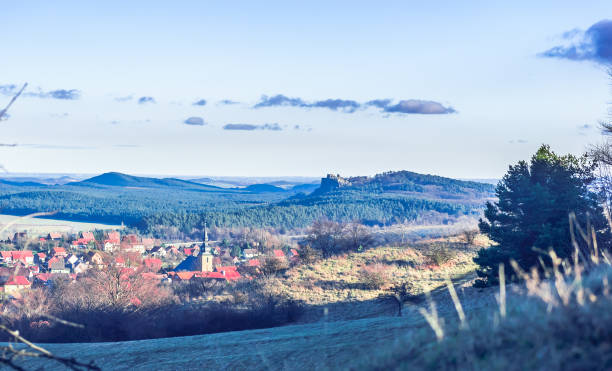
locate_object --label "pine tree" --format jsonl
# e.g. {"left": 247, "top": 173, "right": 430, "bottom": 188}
{"left": 474, "top": 145, "right": 610, "bottom": 286}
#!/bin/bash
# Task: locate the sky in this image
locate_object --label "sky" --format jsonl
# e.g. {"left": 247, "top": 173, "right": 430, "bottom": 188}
{"left": 0, "top": 1, "right": 611, "bottom": 179}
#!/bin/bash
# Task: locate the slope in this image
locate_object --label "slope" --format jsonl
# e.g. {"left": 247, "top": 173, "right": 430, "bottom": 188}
{"left": 15, "top": 276, "right": 497, "bottom": 371}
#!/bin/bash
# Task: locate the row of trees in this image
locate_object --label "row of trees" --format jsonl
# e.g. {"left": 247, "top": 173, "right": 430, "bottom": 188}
{"left": 304, "top": 220, "right": 375, "bottom": 257}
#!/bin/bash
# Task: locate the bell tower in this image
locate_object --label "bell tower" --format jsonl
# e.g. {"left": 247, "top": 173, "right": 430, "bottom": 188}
{"left": 197, "top": 249, "right": 213, "bottom": 272}
{"left": 197, "top": 221, "right": 213, "bottom": 272}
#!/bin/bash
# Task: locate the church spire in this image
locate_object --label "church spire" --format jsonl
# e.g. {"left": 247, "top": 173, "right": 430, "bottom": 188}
{"left": 203, "top": 221, "right": 209, "bottom": 250}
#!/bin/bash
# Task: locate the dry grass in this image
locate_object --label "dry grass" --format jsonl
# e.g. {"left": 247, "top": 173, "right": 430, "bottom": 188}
{"left": 277, "top": 236, "right": 484, "bottom": 306}
{"left": 355, "top": 217, "right": 612, "bottom": 370}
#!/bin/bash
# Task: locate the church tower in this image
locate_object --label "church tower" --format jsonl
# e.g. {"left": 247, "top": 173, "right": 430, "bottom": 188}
{"left": 196, "top": 221, "right": 213, "bottom": 272}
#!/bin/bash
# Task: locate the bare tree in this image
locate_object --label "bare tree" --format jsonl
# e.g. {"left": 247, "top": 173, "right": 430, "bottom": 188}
{"left": 343, "top": 221, "right": 375, "bottom": 251}
{"left": 385, "top": 282, "right": 423, "bottom": 317}
{"left": 589, "top": 69, "right": 612, "bottom": 224}
{"left": 0, "top": 323, "right": 100, "bottom": 370}
{"left": 0, "top": 83, "right": 27, "bottom": 121}
{"left": 306, "top": 219, "right": 346, "bottom": 257}
{"left": 462, "top": 229, "right": 478, "bottom": 245}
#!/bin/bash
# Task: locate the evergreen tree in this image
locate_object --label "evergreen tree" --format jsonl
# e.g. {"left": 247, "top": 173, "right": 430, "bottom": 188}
{"left": 231, "top": 245, "right": 242, "bottom": 258}
{"left": 474, "top": 145, "right": 610, "bottom": 286}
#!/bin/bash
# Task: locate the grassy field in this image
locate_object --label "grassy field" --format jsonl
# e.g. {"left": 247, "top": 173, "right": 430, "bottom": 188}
{"left": 13, "top": 272, "right": 500, "bottom": 370}
{"left": 0, "top": 214, "right": 123, "bottom": 239}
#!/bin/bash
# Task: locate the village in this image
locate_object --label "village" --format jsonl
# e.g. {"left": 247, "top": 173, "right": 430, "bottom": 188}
{"left": 0, "top": 225, "right": 301, "bottom": 298}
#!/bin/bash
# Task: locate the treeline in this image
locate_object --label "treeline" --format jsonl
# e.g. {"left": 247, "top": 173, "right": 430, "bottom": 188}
{"left": 347, "top": 170, "right": 495, "bottom": 195}
{"left": 138, "top": 192, "right": 480, "bottom": 235}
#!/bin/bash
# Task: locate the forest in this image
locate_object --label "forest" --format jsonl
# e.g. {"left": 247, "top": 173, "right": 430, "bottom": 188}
{"left": 0, "top": 170, "right": 495, "bottom": 235}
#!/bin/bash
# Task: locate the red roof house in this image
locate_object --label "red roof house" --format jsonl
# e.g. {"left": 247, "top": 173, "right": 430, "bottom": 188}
{"left": 12, "top": 251, "right": 34, "bottom": 265}
{"left": 115, "top": 255, "right": 126, "bottom": 266}
{"left": 5, "top": 275, "right": 31, "bottom": 286}
{"left": 48, "top": 232, "right": 63, "bottom": 240}
{"left": 0, "top": 251, "right": 13, "bottom": 262}
{"left": 51, "top": 247, "right": 67, "bottom": 257}
{"left": 81, "top": 231, "right": 95, "bottom": 242}
{"left": 3, "top": 275, "right": 31, "bottom": 295}
{"left": 247, "top": 259, "right": 260, "bottom": 267}
{"left": 107, "top": 231, "right": 121, "bottom": 243}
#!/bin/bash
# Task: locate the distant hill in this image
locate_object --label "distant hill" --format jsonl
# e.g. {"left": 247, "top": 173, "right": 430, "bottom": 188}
{"left": 290, "top": 183, "right": 321, "bottom": 194}
{"left": 243, "top": 184, "right": 286, "bottom": 193}
{"left": 0, "top": 179, "right": 47, "bottom": 187}
{"left": 72, "top": 172, "right": 224, "bottom": 191}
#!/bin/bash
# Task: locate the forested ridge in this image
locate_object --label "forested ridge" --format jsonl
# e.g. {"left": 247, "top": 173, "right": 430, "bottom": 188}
{"left": 0, "top": 171, "right": 495, "bottom": 234}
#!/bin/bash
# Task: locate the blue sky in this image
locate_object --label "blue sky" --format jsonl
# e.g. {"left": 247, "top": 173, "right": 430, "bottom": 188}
{"left": 0, "top": 1, "right": 610, "bottom": 178}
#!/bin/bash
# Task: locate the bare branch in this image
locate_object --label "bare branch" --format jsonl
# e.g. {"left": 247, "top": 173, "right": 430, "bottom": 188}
{"left": 0, "top": 83, "right": 27, "bottom": 121}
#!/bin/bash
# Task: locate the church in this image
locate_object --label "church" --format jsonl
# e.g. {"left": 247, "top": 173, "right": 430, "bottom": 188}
{"left": 173, "top": 223, "right": 214, "bottom": 272}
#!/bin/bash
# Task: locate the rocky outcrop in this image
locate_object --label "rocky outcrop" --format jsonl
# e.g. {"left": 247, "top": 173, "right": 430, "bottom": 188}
{"left": 313, "top": 174, "right": 352, "bottom": 194}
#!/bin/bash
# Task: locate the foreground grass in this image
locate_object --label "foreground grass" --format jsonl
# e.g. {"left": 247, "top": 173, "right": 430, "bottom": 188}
{"left": 359, "top": 263, "right": 612, "bottom": 370}
{"left": 17, "top": 263, "right": 612, "bottom": 370}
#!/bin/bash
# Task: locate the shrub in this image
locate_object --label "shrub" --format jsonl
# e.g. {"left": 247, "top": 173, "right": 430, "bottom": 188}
{"left": 462, "top": 229, "right": 478, "bottom": 245}
{"left": 387, "top": 281, "right": 424, "bottom": 316}
{"left": 260, "top": 257, "right": 289, "bottom": 277}
{"left": 423, "top": 245, "right": 456, "bottom": 266}
{"left": 298, "top": 244, "right": 321, "bottom": 264}
{"left": 360, "top": 263, "right": 389, "bottom": 290}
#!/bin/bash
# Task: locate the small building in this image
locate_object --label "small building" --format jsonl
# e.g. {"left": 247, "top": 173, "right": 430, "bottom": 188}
{"left": 0, "top": 251, "right": 13, "bottom": 263}
{"left": 243, "top": 249, "right": 259, "bottom": 259}
{"left": 142, "top": 238, "right": 156, "bottom": 250}
{"left": 47, "top": 232, "right": 63, "bottom": 241}
{"left": 107, "top": 231, "right": 121, "bottom": 244}
{"left": 51, "top": 247, "right": 67, "bottom": 258}
{"left": 149, "top": 245, "right": 167, "bottom": 258}
{"left": 70, "top": 238, "right": 89, "bottom": 249}
{"left": 72, "top": 261, "right": 90, "bottom": 274}
{"left": 66, "top": 254, "right": 79, "bottom": 266}
{"left": 103, "top": 240, "right": 119, "bottom": 252}
{"left": 12, "top": 251, "right": 34, "bottom": 265}
{"left": 81, "top": 231, "right": 95, "bottom": 243}
{"left": 2, "top": 276, "right": 31, "bottom": 296}
{"left": 47, "top": 257, "right": 69, "bottom": 274}
{"left": 86, "top": 251, "right": 105, "bottom": 267}
{"left": 247, "top": 259, "right": 260, "bottom": 267}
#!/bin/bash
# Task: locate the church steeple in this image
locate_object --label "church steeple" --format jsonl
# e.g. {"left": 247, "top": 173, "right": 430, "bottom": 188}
{"left": 203, "top": 221, "right": 209, "bottom": 251}
{"left": 196, "top": 221, "right": 213, "bottom": 272}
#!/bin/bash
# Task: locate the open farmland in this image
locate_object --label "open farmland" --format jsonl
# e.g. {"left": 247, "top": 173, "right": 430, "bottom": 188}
{"left": 0, "top": 214, "right": 123, "bottom": 240}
